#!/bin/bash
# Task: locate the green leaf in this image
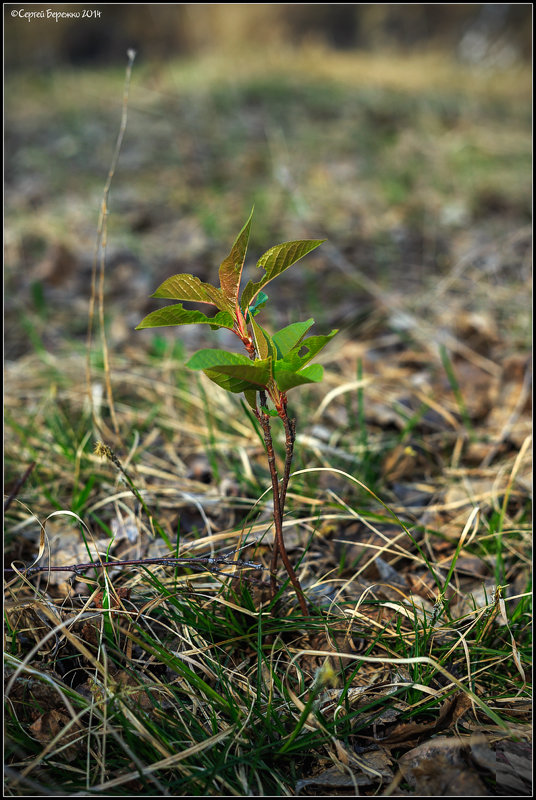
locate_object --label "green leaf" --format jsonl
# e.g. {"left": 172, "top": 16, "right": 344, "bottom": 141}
{"left": 244, "top": 389, "right": 258, "bottom": 410}
{"left": 278, "top": 329, "right": 339, "bottom": 371}
{"left": 151, "top": 273, "right": 232, "bottom": 313}
{"left": 218, "top": 208, "right": 254, "bottom": 307}
{"left": 249, "top": 315, "right": 276, "bottom": 361}
{"left": 202, "top": 370, "right": 264, "bottom": 394}
{"left": 240, "top": 239, "right": 326, "bottom": 312}
{"left": 272, "top": 328, "right": 338, "bottom": 393}
{"left": 187, "top": 349, "right": 258, "bottom": 371}
{"left": 272, "top": 319, "right": 315, "bottom": 358}
{"left": 245, "top": 290, "right": 269, "bottom": 322}
{"left": 186, "top": 349, "right": 272, "bottom": 394}
{"left": 274, "top": 363, "right": 324, "bottom": 392}
{"left": 261, "top": 406, "right": 279, "bottom": 417}
{"left": 136, "top": 305, "right": 235, "bottom": 331}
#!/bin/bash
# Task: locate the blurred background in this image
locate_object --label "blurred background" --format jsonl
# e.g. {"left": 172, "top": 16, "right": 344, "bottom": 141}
{"left": 4, "top": 3, "right": 532, "bottom": 366}
{"left": 4, "top": 4, "right": 532, "bottom": 68}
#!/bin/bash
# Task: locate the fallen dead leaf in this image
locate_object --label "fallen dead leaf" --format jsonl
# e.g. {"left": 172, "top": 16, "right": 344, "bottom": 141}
{"left": 296, "top": 745, "right": 394, "bottom": 794}
{"left": 29, "top": 708, "right": 84, "bottom": 761}
{"left": 93, "top": 586, "right": 132, "bottom": 610}
{"left": 377, "top": 692, "right": 473, "bottom": 746}
{"left": 399, "top": 735, "right": 490, "bottom": 795}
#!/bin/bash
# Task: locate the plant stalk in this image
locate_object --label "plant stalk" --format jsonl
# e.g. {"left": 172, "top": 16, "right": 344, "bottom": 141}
{"left": 271, "top": 401, "right": 295, "bottom": 581}
{"left": 255, "top": 400, "right": 308, "bottom": 617}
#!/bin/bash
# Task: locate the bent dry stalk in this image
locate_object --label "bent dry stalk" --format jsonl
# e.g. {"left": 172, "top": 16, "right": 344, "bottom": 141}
{"left": 136, "top": 208, "right": 338, "bottom": 614}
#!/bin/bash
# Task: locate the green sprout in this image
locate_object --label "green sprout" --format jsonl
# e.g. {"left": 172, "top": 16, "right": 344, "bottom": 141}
{"left": 137, "top": 208, "right": 337, "bottom": 615}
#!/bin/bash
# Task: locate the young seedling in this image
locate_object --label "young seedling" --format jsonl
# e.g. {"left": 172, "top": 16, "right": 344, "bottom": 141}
{"left": 136, "top": 209, "right": 337, "bottom": 615}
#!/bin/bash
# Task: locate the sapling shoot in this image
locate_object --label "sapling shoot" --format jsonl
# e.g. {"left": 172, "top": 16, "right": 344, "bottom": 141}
{"left": 136, "top": 209, "right": 338, "bottom": 615}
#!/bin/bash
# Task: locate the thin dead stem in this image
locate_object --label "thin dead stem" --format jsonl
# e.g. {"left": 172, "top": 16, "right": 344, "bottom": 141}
{"left": 86, "top": 49, "right": 136, "bottom": 437}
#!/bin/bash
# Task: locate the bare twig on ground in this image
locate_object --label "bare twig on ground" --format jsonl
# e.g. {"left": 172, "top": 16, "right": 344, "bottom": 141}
{"left": 4, "top": 554, "right": 264, "bottom": 578}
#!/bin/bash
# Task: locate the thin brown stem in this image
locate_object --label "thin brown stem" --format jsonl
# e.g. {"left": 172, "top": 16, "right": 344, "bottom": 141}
{"left": 257, "top": 390, "right": 280, "bottom": 599}
{"left": 255, "top": 405, "right": 308, "bottom": 616}
{"left": 279, "top": 397, "right": 296, "bottom": 513}
{"left": 271, "top": 402, "right": 295, "bottom": 581}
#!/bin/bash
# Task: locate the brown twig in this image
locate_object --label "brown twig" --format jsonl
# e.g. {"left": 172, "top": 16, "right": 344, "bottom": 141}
{"left": 4, "top": 554, "right": 264, "bottom": 577}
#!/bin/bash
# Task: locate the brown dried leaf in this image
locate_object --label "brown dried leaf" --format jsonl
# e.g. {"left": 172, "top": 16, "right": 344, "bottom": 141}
{"left": 80, "top": 621, "right": 100, "bottom": 646}
{"left": 296, "top": 764, "right": 372, "bottom": 793}
{"left": 399, "top": 736, "right": 490, "bottom": 795}
{"left": 6, "top": 667, "right": 63, "bottom": 714}
{"left": 29, "top": 709, "right": 83, "bottom": 762}
{"left": 296, "top": 746, "right": 394, "bottom": 793}
{"left": 379, "top": 693, "right": 472, "bottom": 745}
{"left": 93, "top": 587, "right": 132, "bottom": 609}
{"left": 112, "top": 670, "right": 156, "bottom": 712}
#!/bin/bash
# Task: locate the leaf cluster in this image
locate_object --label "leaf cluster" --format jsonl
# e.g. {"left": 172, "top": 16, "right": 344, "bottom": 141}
{"left": 136, "top": 209, "right": 337, "bottom": 409}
